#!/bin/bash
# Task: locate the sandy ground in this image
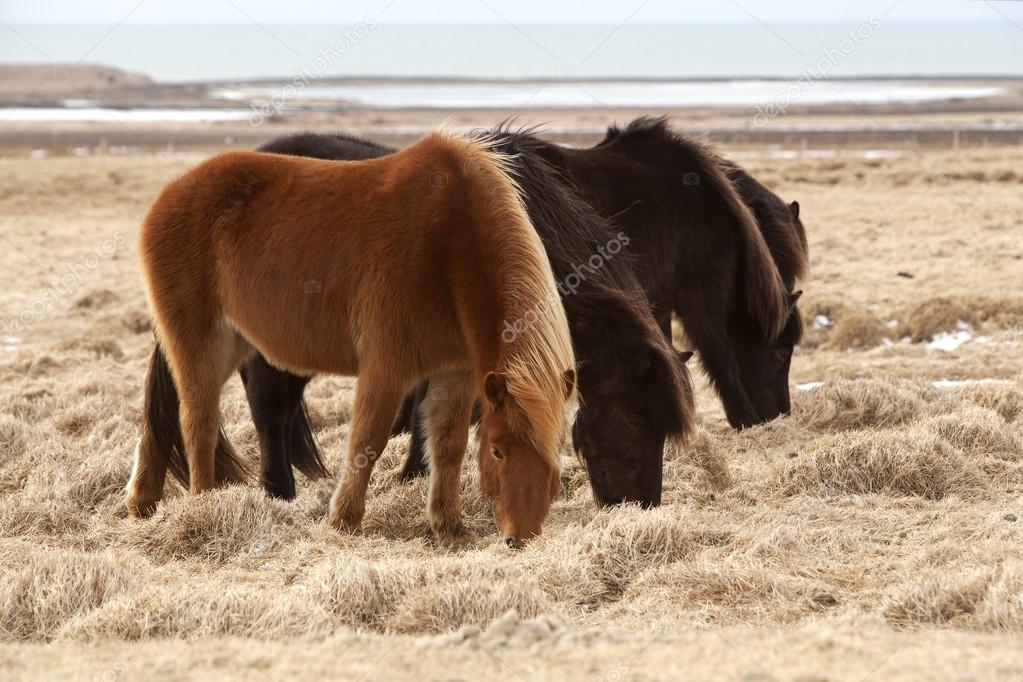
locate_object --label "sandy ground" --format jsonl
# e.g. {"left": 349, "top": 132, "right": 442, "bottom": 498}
{"left": 0, "top": 129, "right": 1022, "bottom": 680}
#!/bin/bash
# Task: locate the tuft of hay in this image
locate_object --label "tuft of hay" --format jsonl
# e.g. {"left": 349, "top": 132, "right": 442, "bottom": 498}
{"left": 799, "top": 297, "right": 854, "bottom": 348}
{"left": 618, "top": 560, "right": 823, "bottom": 625}
{"left": 0, "top": 414, "right": 28, "bottom": 492}
{"left": 824, "top": 312, "right": 889, "bottom": 350}
{"left": 953, "top": 382, "right": 1023, "bottom": 422}
{"left": 388, "top": 575, "right": 551, "bottom": 634}
{"left": 898, "top": 297, "right": 977, "bottom": 342}
{"left": 782, "top": 427, "right": 985, "bottom": 499}
{"left": 924, "top": 406, "right": 1021, "bottom": 461}
{"left": 666, "top": 427, "right": 732, "bottom": 491}
{"left": 898, "top": 296, "right": 1023, "bottom": 342}
{"left": 883, "top": 562, "right": 1023, "bottom": 630}
{"left": 0, "top": 545, "right": 136, "bottom": 641}
{"left": 59, "top": 581, "right": 335, "bottom": 641}
{"left": 305, "top": 554, "right": 551, "bottom": 634}
{"left": 119, "top": 488, "right": 303, "bottom": 563}
{"left": 794, "top": 379, "right": 926, "bottom": 431}
{"left": 582, "top": 507, "right": 733, "bottom": 593}
{"left": 883, "top": 570, "right": 989, "bottom": 628}
{"left": 52, "top": 334, "right": 125, "bottom": 360}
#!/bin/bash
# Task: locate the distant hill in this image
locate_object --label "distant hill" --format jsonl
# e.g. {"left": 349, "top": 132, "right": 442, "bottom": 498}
{"left": 0, "top": 63, "right": 152, "bottom": 99}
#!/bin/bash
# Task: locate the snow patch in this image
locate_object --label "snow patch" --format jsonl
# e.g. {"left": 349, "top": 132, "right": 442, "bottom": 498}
{"left": 928, "top": 322, "right": 975, "bottom": 352}
{"left": 932, "top": 379, "right": 1014, "bottom": 389}
{"left": 2, "top": 335, "right": 24, "bottom": 352}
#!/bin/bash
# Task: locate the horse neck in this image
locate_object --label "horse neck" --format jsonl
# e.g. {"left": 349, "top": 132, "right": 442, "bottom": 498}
{"left": 449, "top": 196, "right": 571, "bottom": 463}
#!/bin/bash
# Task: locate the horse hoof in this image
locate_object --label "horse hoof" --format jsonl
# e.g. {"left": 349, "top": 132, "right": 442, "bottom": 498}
{"left": 126, "top": 496, "right": 158, "bottom": 519}
{"left": 328, "top": 494, "right": 364, "bottom": 534}
{"left": 432, "top": 521, "right": 477, "bottom": 550}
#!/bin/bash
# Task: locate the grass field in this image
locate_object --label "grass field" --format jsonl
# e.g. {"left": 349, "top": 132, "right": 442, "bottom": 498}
{"left": 1, "top": 141, "right": 1021, "bottom": 680}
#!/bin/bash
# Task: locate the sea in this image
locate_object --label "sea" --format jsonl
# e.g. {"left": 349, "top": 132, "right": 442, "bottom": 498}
{"left": 1, "top": 23, "right": 1021, "bottom": 115}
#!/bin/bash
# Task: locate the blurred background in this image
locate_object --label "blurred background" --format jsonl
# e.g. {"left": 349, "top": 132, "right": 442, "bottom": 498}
{"left": 1, "top": 0, "right": 1022, "bottom": 151}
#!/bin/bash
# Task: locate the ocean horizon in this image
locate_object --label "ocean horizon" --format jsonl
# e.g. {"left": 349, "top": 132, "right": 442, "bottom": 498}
{"left": 1, "top": 22, "right": 1021, "bottom": 82}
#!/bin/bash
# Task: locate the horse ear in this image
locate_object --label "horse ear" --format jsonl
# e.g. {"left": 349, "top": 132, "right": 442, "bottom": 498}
{"left": 789, "top": 201, "right": 800, "bottom": 219}
{"left": 484, "top": 372, "right": 507, "bottom": 408}
{"left": 676, "top": 350, "right": 695, "bottom": 364}
{"left": 563, "top": 368, "right": 577, "bottom": 399}
{"left": 788, "top": 290, "right": 803, "bottom": 309}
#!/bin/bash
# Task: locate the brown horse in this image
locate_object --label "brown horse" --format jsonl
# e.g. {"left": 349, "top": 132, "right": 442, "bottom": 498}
{"left": 127, "top": 131, "right": 576, "bottom": 548}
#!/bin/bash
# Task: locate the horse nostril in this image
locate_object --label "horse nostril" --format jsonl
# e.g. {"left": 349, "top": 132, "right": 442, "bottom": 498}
{"left": 505, "top": 537, "right": 515, "bottom": 547}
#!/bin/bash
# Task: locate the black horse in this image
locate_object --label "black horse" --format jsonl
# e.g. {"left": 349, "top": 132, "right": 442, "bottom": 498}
{"left": 144, "top": 130, "right": 696, "bottom": 508}
{"left": 536, "top": 119, "right": 806, "bottom": 428}
{"left": 397, "top": 120, "right": 808, "bottom": 482}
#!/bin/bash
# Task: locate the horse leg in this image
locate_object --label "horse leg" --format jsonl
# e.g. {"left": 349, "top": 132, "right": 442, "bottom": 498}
{"left": 328, "top": 374, "right": 404, "bottom": 533}
{"left": 240, "top": 355, "right": 310, "bottom": 500}
{"left": 674, "top": 299, "right": 760, "bottom": 430}
{"left": 422, "top": 370, "right": 475, "bottom": 548}
{"left": 396, "top": 381, "right": 430, "bottom": 482}
{"left": 168, "top": 322, "right": 251, "bottom": 494}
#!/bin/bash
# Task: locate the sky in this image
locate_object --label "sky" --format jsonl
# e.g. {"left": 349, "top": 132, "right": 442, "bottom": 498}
{"left": 2, "top": 0, "right": 1022, "bottom": 25}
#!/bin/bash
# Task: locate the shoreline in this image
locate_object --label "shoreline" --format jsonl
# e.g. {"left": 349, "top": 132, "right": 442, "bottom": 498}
{"left": 2, "top": 64, "right": 1022, "bottom": 153}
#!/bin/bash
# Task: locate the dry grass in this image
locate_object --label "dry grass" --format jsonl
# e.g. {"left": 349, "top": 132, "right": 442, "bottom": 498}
{"left": 2, "top": 145, "right": 1023, "bottom": 680}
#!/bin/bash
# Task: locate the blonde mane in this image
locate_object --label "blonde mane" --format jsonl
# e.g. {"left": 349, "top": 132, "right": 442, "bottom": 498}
{"left": 449, "top": 133, "right": 576, "bottom": 469}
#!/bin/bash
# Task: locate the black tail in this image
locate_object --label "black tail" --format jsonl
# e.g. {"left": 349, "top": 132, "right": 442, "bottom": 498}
{"left": 144, "top": 343, "right": 250, "bottom": 487}
{"left": 288, "top": 399, "right": 329, "bottom": 479}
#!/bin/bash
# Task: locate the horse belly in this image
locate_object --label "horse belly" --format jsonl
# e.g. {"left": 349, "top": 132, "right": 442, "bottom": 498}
{"left": 225, "top": 297, "right": 360, "bottom": 377}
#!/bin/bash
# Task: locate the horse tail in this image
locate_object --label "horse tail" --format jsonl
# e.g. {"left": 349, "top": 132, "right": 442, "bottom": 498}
{"left": 288, "top": 400, "right": 329, "bottom": 479}
{"left": 693, "top": 144, "right": 789, "bottom": 341}
{"left": 143, "top": 342, "right": 249, "bottom": 487}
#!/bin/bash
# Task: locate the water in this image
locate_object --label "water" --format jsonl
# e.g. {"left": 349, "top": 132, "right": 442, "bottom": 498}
{"left": 219, "top": 80, "right": 1005, "bottom": 110}
{"left": 1, "top": 23, "right": 1021, "bottom": 82}
{"left": 0, "top": 107, "right": 251, "bottom": 122}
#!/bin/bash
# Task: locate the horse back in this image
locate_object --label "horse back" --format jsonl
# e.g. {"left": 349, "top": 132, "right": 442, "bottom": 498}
{"left": 141, "top": 144, "right": 475, "bottom": 377}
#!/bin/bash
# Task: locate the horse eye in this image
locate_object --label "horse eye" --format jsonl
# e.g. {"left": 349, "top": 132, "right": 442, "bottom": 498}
{"left": 491, "top": 446, "right": 504, "bottom": 460}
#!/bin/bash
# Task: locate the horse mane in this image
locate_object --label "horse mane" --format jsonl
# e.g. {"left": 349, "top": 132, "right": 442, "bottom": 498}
{"left": 601, "top": 117, "right": 791, "bottom": 341}
{"left": 721, "top": 160, "right": 809, "bottom": 289}
{"left": 257, "top": 132, "right": 389, "bottom": 160}
{"left": 448, "top": 132, "right": 576, "bottom": 469}
{"left": 477, "top": 126, "right": 695, "bottom": 440}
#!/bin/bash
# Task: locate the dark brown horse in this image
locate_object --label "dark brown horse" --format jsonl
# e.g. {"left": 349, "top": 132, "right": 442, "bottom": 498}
{"left": 534, "top": 118, "right": 807, "bottom": 430}
{"left": 127, "top": 131, "right": 578, "bottom": 547}
{"left": 398, "top": 120, "right": 808, "bottom": 483}
{"left": 137, "top": 129, "right": 696, "bottom": 518}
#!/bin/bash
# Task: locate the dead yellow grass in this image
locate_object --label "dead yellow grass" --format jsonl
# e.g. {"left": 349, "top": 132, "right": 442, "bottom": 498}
{"left": 2, "top": 145, "right": 1023, "bottom": 680}
{"left": 825, "top": 311, "right": 890, "bottom": 350}
{"left": 898, "top": 296, "right": 1023, "bottom": 342}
